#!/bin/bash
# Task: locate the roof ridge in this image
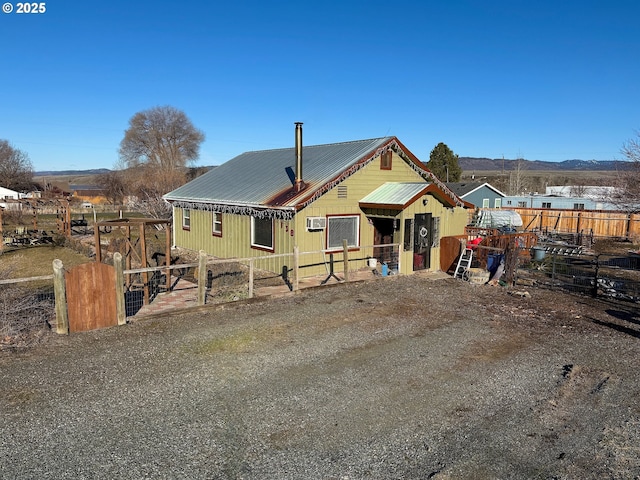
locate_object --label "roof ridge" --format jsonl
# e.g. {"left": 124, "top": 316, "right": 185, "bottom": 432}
{"left": 241, "top": 137, "right": 392, "bottom": 154}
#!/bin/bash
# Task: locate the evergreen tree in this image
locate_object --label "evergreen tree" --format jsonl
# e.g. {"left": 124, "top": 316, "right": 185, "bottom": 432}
{"left": 426, "top": 142, "right": 462, "bottom": 182}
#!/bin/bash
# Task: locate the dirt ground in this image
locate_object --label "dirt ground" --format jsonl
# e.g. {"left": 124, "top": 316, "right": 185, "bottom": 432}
{"left": 1, "top": 274, "right": 640, "bottom": 479}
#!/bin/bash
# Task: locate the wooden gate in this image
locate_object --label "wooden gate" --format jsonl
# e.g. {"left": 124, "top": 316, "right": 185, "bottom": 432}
{"left": 65, "top": 262, "right": 117, "bottom": 333}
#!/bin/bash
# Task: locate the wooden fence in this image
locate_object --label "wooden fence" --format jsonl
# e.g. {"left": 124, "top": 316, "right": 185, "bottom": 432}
{"left": 510, "top": 207, "right": 640, "bottom": 239}
{"left": 42, "top": 241, "right": 401, "bottom": 334}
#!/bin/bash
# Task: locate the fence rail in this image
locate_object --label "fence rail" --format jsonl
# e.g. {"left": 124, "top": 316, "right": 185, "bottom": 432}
{"left": 0, "top": 243, "right": 400, "bottom": 333}
{"left": 511, "top": 207, "right": 640, "bottom": 239}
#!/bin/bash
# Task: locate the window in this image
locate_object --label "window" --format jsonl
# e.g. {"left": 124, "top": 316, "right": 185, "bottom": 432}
{"left": 251, "top": 216, "right": 273, "bottom": 250}
{"left": 182, "top": 209, "right": 191, "bottom": 230}
{"left": 403, "top": 218, "right": 413, "bottom": 251}
{"left": 327, "top": 215, "right": 359, "bottom": 250}
{"left": 494, "top": 198, "right": 502, "bottom": 208}
{"left": 380, "top": 151, "right": 392, "bottom": 170}
{"left": 431, "top": 217, "right": 440, "bottom": 247}
{"left": 573, "top": 203, "right": 585, "bottom": 210}
{"left": 482, "top": 198, "right": 490, "bottom": 208}
{"left": 506, "top": 200, "right": 512, "bottom": 206}
{"left": 542, "top": 202, "right": 552, "bottom": 209}
{"left": 517, "top": 201, "right": 527, "bottom": 207}
{"left": 212, "top": 212, "right": 222, "bottom": 236}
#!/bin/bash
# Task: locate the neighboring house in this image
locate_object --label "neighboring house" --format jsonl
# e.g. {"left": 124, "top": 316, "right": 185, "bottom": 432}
{"left": 70, "top": 184, "right": 108, "bottom": 205}
{"left": 0, "top": 186, "right": 25, "bottom": 210}
{"left": 163, "top": 126, "right": 471, "bottom": 276}
{"left": 445, "top": 182, "right": 505, "bottom": 209}
{"left": 545, "top": 185, "right": 616, "bottom": 199}
{"left": 501, "top": 194, "right": 618, "bottom": 210}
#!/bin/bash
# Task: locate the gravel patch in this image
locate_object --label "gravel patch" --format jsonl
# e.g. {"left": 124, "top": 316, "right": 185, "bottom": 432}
{"left": 1, "top": 275, "right": 639, "bottom": 479}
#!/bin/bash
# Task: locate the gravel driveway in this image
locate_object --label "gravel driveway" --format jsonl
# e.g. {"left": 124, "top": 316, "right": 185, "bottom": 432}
{"left": 1, "top": 275, "right": 639, "bottom": 479}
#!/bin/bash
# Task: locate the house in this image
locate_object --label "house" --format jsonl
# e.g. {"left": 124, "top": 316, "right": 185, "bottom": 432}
{"left": 163, "top": 125, "right": 471, "bottom": 276}
{"left": 70, "top": 184, "right": 108, "bottom": 205}
{"left": 0, "top": 186, "right": 25, "bottom": 210}
{"left": 445, "top": 182, "right": 505, "bottom": 209}
{"left": 501, "top": 194, "right": 618, "bottom": 210}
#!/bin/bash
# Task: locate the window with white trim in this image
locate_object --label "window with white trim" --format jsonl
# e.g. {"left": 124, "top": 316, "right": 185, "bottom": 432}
{"left": 327, "top": 215, "right": 359, "bottom": 250}
{"left": 212, "top": 212, "right": 222, "bottom": 236}
{"left": 482, "top": 198, "right": 490, "bottom": 208}
{"left": 182, "top": 209, "right": 191, "bottom": 230}
{"left": 251, "top": 216, "right": 273, "bottom": 250}
{"left": 494, "top": 198, "right": 502, "bottom": 208}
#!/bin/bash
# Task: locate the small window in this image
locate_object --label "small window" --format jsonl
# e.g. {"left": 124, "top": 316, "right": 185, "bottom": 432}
{"left": 212, "top": 212, "right": 222, "bottom": 236}
{"left": 482, "top": 198, "right": 490, "bottom": 208}
{"left": 403, "top": 218, "right": 413, "bottom": 251}
{"left": 494, "top": 198, "right": 502, "bottom": 208}
{"left": 251, "top": 216, "right": 273, "bottom": 251}
{"left": 573, "top": 203, "right": 585, "bottom": 210}
{"left": 506, "top": 200, "right": 512, "bottom": 206}
{"left": 431, "top": 217, "right": 440, "bottom": 247}
{"left": 380, "top": 151, "right": 392, "bottom": 170}
{"left": 327, "top": 215, "right": 359, "bottom": 250}
{"left": 542, "top": 202, "right": 552, "bottom": 209}
{"left": 182, "top": 209, "right": 191, "bottom": 230}
{"left": 517, "top": 201, "right": 527, "bottom": 207}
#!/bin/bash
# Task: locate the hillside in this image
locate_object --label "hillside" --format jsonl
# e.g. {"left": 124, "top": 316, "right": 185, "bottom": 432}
{"left": 459, "top": 157, "right": 629, "bottom": 172}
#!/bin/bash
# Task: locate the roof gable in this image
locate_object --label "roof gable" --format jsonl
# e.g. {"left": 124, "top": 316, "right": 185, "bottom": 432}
{"left": 446, "top": 182, "right": 505, "bottom": 198}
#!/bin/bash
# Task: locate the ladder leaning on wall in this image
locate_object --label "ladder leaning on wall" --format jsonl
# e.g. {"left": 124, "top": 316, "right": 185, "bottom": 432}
{"left": 454, "top": 248, "right": 474, "bottom": 279}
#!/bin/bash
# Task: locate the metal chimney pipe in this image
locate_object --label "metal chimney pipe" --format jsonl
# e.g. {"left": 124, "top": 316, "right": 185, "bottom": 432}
{"left": 294, "top": 122, "right": 303, "bottom": 192}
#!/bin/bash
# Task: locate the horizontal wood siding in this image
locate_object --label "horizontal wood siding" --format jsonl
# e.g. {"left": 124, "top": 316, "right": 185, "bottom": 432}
{"left": 294, "top": 151, "right": 428, "bottom": 276}
{"left": 173, "top": 207, "right": 295, "bottom": 274}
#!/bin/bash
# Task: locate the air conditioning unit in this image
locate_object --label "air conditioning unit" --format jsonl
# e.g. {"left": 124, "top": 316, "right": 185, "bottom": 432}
{"left": 306, "top": 216, "right": 326, "bottom": 230}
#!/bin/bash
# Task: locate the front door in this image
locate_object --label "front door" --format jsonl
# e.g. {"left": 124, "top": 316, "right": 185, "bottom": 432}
{"left": 413, "top": 213, "right": 432, "bottom": 271}
{"left": 372, "top": 218, "right": 395, "bottom": 266}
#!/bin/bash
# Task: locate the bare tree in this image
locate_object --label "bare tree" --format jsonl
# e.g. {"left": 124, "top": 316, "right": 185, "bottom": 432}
{"left": 119, "top": 106, "right": 205, "bottom": 194}
{"left": 0, "top": 140, "right": 34, "bottom": 192}
{"left": 611, "top": 132, "right": 640, "bottom": 210}
{"left": 97, "top": 170, "right": 127, "bottom": 206}
{"left": 508, "top": 157, "right": 528, "bottom": 195}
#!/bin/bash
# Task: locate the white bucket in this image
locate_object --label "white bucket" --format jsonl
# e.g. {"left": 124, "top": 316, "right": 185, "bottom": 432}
{"left": 367, "top": 258, "right": 377, "bottom": 268}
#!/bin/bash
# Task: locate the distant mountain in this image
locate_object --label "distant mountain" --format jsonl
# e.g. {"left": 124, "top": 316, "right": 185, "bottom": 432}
{"left": 34, "top": 168, "right": 111, "bottom": 176}
{"left": 458, "top": 158, "right": 629, "bottom": 171}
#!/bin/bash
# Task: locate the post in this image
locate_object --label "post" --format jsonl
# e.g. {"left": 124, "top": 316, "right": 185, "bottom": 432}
{"left": 140, "top": 223, "right": 149, "bottom": 305}
{"left": 52, "top": 259, "right": 68, "bottom": 334}
{"left": 165, "top": 222, "right": 172, "bottom": 292}
{"left": 0, "top": 207, "right": 3, "bottom": 253}
{"left": 342, "top": 239, "right": 349, "bottom": 282}
{"left": 592, "top": 255, "right": 600, "bottom": 298}
{"left": 197, "top": 250, "right": 207, "bottom": 306}
{"left": 114, "top": 252, "right": 126, "bottom": 325}
{"left": 248, "top": 259, "right": 254, "bottom": 298}
{"left": 94, "top": 223, "right": 101, "bottom": 263}
{"left": 292, "top": 246, "right": 299, "bottom": 291}
{"left": 397, "top": 243, "right": 403, "bottom": 274}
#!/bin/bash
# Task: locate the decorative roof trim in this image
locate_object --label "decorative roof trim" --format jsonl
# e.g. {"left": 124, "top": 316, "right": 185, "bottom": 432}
{"left": 292, "top": 138, "right": 466, "bottom": 210}
{"left": 171, "top": 200, "right": 294, "bottom": 220}
{"left": 387, "top": 141, "right": 467, "bottom": 208}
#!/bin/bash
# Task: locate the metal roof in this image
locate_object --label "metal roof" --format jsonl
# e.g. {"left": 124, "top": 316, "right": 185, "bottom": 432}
{"left": 164, "top": 137, "right": 395, "bottom": 208}
{"left": 359, "top": 182, "right": 430, "bottom": 207}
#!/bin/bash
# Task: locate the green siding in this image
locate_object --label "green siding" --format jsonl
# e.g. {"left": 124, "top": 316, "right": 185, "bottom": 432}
{"left": 172, "top": 151, "right": 468, "bottom": 277}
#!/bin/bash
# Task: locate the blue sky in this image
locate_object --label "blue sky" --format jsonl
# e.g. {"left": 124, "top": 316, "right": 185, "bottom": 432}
{"left": 1, "top": 1, "right": 639, "bottom": 172}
